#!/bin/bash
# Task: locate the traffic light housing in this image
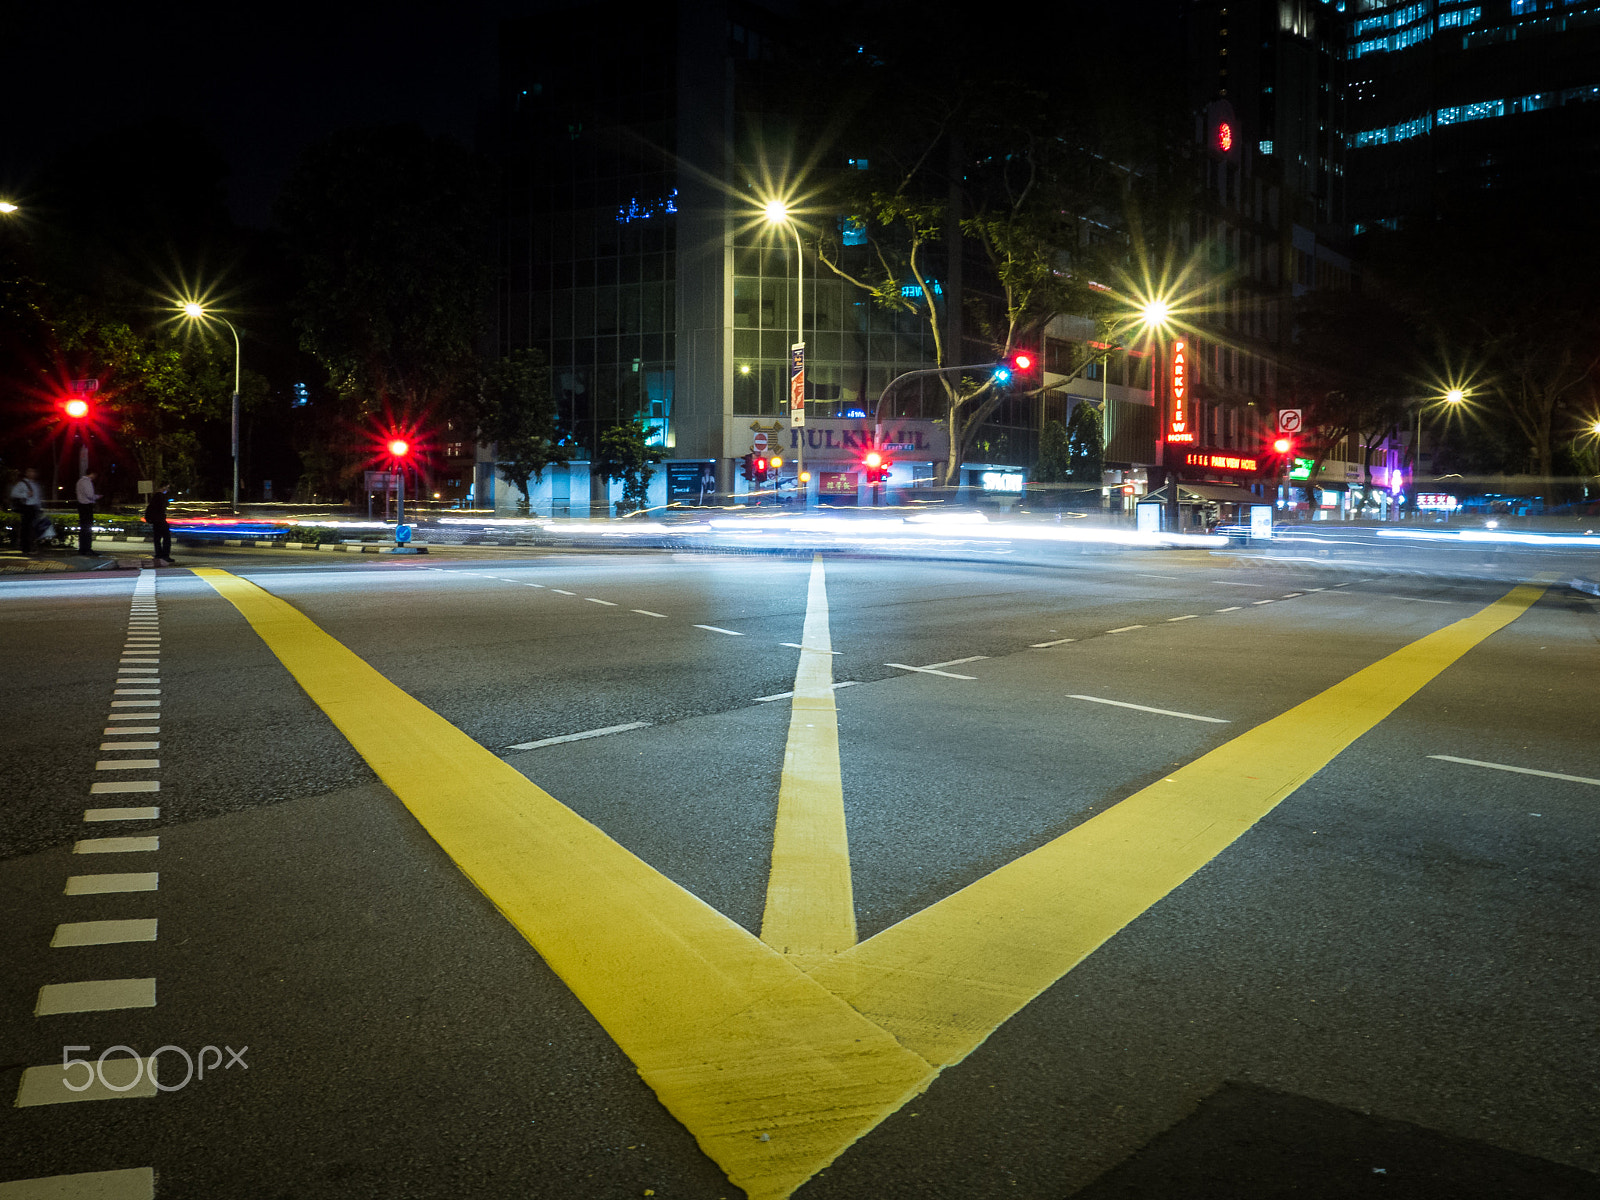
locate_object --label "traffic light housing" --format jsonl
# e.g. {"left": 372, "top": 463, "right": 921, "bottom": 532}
{"left": 740, "top": 454, "right": 753, "bottom": 482}
{"left": 862, "top": 450, "right": 892, "bottom": 485}
{"left": 993, "top": 350, "right": 1037, "bottom": 387}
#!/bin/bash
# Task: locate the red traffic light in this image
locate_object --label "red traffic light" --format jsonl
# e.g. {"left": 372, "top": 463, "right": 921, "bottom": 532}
{"left": 388, "top": 439, "right": 411, "bottom": 458}
{"left": 1011, "top": 352, "right": 1034, "bottom": 372}
{"left": 862, "top": 451, "right": 883, "bottom": 469}
{"left": 63, "top": 398, "right": 90, "bottom": 419}
{"left": 1272, "top": 437, "right": 1292, "bottom": 455}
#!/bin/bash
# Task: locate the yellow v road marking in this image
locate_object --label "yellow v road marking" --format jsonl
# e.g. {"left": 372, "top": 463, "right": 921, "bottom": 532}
{"left": 192, "top": 569, "right": 934, "bottom": 1200}
{"left": 193, "top": 569, "right": 1545, "bottom": 1197}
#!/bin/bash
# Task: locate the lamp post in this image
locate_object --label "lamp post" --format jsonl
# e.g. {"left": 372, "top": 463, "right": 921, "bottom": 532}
{"left": 181, "top": 302, "right": 242, "bottom": 513}
{"left": 763, "top": 200, "right": 806, "bottom": 506}
{"left": 1408, "top": 387, "right": 1465, "bottom": 519}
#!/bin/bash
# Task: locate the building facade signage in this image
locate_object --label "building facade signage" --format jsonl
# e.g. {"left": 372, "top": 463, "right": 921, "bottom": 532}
{"left": 1181, "top": 449, "right": 1261, "bottom": 474}
{"left": 789, "top": 344, "right": 806, "bottom": 427}
{"left": 1168, "top": 340, "right": 1196, "bottom": 444}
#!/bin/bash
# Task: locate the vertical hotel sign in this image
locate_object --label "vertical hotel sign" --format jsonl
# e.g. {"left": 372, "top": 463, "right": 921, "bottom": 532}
{"left": 789, "top": 343, "right": 806, "bottom": 428}
{"left": 1168, "top": 339, "right": 1195, "bottom": 444}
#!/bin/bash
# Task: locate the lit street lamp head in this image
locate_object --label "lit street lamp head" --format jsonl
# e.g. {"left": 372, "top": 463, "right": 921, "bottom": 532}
{"left": 763, "top": 199, "right": 789, "bottom": 224}
{"left": 0, "top": 201, "right": 18, "bottom": 215}
{"left": 1444, "top": 388, "right": 1465, "bottom": 404}
{"left": 1140, "top": 298, "right": 1172, "bottom": 328}
{"left": 182, "top": 302, "right": 206, "bottom": 319}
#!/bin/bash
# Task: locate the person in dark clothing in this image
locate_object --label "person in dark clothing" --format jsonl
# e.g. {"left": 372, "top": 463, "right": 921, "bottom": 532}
{"left": 75, "top": 471, "right": 100, "bottom": 555}
{"left": 9, "top": 468, "right": 43, "bottom": 553}
{"left": 144, "top": 484, "right": 173, "bottom": 565}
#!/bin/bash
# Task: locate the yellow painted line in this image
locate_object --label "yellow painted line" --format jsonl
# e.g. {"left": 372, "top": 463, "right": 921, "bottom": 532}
{"left": 808, "top": 584, "right": 1546, "bottom": 1069}
{"left": 761, "top": 555, "right": 856, "bottom": 960}
{"left": 191, "top": 568, "right": 931, "bottom": 1200}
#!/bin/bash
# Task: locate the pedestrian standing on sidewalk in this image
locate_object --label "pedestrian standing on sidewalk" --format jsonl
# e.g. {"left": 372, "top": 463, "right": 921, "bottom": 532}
{"left": 144, "top": 483, "right": 173, "bottom": 565}
{"left": 9, "top": 467, "right": 44, "bottom": 553}
{"left": 75, "top": 471, "right": 100, "bottom": 555}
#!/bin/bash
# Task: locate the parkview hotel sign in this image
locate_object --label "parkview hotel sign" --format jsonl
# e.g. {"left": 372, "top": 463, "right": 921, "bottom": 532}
{"left": 727, "top": 417, "right": 950, "bottom": 463}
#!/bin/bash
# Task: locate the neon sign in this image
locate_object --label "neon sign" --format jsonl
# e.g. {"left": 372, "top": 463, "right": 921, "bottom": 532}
{"left": 1168, "top": 340, "right": 1196, "bottom": 444}
{"left": 1184, "top": 451, "right": 1259, "bottom": 473}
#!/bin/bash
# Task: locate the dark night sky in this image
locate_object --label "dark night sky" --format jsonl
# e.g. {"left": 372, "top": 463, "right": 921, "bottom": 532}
{"left": 1, "top": 1, "right": 523, "bottom": 228}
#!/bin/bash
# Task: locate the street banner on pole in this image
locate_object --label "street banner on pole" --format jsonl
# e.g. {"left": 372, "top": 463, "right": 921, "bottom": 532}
{"left": 789, "top": 343, "right": 806, "bottom": 428}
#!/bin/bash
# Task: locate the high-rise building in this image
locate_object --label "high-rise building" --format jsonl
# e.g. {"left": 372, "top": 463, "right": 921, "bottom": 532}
{"left": 1343, "top": 0, "right": 1600, "bottom": 228}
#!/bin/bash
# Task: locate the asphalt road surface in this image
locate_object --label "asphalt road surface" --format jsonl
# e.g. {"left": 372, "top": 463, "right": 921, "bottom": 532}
{"left": 2, "top": 543, "right": 1597, "bottom": 1200}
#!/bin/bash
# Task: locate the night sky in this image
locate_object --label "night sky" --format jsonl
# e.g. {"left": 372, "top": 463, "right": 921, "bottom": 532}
{"left": 2, "top": 1, "right": 521, "bottom": 228}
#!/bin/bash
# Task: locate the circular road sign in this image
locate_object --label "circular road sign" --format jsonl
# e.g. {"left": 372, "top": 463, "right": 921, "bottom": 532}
{"left": 1277, "top": 409, "right": 1303, "bottom": 434}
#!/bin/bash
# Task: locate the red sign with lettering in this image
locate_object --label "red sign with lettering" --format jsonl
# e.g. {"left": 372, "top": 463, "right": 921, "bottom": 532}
{"left": 1183, "top": 451, "right": 1260, "bottom": 473}
{"left": 1168, "top": 340, "right": 1196, "bottom": 444}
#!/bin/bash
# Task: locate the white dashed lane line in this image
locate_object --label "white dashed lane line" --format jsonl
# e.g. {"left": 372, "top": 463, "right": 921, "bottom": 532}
{"left": 1216, "top": 606, "right": 1242, "bottom": 612}
{"left": 73, "top": 837, "right": 159, "bottom": 854}
{"left": 35, "top": 977, "right": 156, "bottom": 1016}
{"left": 505, "top": 722, "right": 652, "bottom": 751}
{"left": 884, "top": 656, "right": 988, "bottom": 680}
{"left": 64, "top": 874, "right": 158, "bottom": 895}
{"left": 754, "top": 681, "right": 858, "bottom": 703}
{"left": 1428, "top": 755, "right": 1600, "bottom": 786}
{"left": 585, "top": 598, "right": 617, "bottom": 606}
{"left": 1166, "top": 615, "right": 1199, "bottom": 622}
{"left": 1068, "top": 694, "right": 1231, "bottom": 723}
{"left": 1030, "top": 637, "right": 1076, "bottom": 648}
{"left": 695, "top": 624, "right": 744, "bottom": 636}
{"left": 1106, "top": 624, "right": 1147, "bottom": 634}
{"left": 51, "top": 919, "right": 158, "bottom": 948}
{"left": 632, "top": 609, "right": 669, "bottom": 618}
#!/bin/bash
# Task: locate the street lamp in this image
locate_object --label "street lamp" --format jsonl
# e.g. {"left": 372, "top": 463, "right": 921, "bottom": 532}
{"left": 1127, "top": 294, "right": 1179, "bottom": 530}
{"left": 1408, "top": 387, "right": 1466, "bottom": 518}
{"left": 762, "top": 198, "right": 806, "bottom": 505}
{"left": 180, "top": 301, "right": 243, "bottom": 513}
{"left": 0, "top": 201, "right": 18, "bottom": 215}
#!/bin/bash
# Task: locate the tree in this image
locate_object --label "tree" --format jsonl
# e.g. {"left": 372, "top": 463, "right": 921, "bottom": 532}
{"left": 1066, "top": 400, "right": 1104, "bottom": 485}
{"left": 802, "top": 5, "right": 1175, "bottom": 487}
{"left": 595, "top": 418, "right": 660, "bottom": 516}
{"left": 1035, "top": 419, "right": 1071, "bottom": 483}
{"left": 1368, "top": 211, "right": 1600, "bottom": 506}
{"left": 478, "top": 349, "right": 568, "bottom": 511}
{"left": 276, "top": 126, "right": 491, "bottom": 441}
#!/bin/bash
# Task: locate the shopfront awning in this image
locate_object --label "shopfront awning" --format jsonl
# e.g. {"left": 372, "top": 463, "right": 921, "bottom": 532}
{"left": 1141, "top": 483, "right": 1262, "bottom": 506}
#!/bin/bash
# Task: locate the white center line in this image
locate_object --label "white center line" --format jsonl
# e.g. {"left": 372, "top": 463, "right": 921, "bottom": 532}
{"left": 632, "top": 609, "right": 669, "bottom": 618}
{"left": 1166, "top": 615, "right": 1199, "bottom": 622}
{"left": 585, "top": 598, "right": 617, "bottom": 606}
{"left": 506, "top": 722, "right": 652, "bottom": 751}
{"left": 695, "top": 625, "right": 744, "bottom": 636}
{"left": 754, "top": 681, "right": 858, "bottom": 703}
{"left": 885, "top": 662, "right": 978, "bottom": 680}
{"left": 1068, "top": 694, "right": 1231, "bottom": 723}
{"left": 1216, "top": 606, "right": 1242, "bottom": 612}
{"left": 1031, "top": 637, "right": 1076, "bottom": 648}
{"left": 1428, "top": 755, "right": 1600, "bottom": 786}
{"left": 1106, "top": 625, "right": 1146, "bottom": 634}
